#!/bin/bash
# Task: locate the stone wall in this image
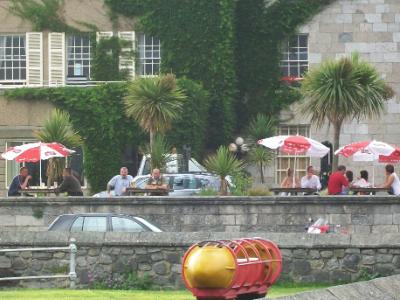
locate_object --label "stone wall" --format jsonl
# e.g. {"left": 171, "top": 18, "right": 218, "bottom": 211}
{"left": 1, "top": 232, "right": 400, "bottom": 288}
{"left": 1, "top": 196, "right": 400, "bottom": 234}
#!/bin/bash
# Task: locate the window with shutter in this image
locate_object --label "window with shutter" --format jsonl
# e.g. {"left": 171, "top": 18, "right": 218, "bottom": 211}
{"left": 118, "top": 31, "right": 135, "bottom": 79}
{"left": 48, "top": 32, "right": 65, "bottom": 86}
{"left": 26, "top": 32, "right": 43, "bottom": 86}
{"left": 66, "top": 34, "right": 92, "bottom": 84}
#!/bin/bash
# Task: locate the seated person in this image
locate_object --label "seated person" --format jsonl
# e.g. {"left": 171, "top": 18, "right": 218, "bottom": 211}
{"left": 280, "top": 168, "right": 300, "bottom": 188}
{"left": 380, "top": 164, "right": 400, "bottom": 195}
{"left": 353, "top": 170, "right": 371, "bottom": 188}
{"left": 328, "top": 165, "right": 349, "bottom": 195}
{"left": 145, "top": 168, "right": 169, "bottom": 195}
{"left": 107, "top": 167, "right": 133, "bottom": 196}
{"left": 301, "top": 166, "right": 321, "bottom": 192}
{"left": 56, "top": 168, "right": 83, "bottom": 196}
{"left": 8, "top": 167, "right": 31, "bottom": 197}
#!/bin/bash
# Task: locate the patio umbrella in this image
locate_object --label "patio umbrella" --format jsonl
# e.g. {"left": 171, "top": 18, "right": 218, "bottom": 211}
{"left": 335, "top": 140, "right": 398, "bottom": 185}
{"left": 257, "top": 135, "right": 330, "bottom": 187}
{"left": 1, "top": 142, "right": 75, "bottom": 185}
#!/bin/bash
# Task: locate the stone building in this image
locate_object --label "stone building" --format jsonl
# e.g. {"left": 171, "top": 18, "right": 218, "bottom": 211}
{"left": 0, "top": 0, "right": 399, "bottom": 195}
{"left": 263, "top": 0, "right": 400, "bottom": 186}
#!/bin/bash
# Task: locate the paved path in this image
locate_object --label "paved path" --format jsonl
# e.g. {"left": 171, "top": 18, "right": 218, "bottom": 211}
{"left": 275, "top": 274, "right": 400, "bottom": 299}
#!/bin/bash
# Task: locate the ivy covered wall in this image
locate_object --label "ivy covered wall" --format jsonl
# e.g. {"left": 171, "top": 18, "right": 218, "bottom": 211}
{"left": 105, "top": 0, "right": 335, "bottom": 137}
{"left": 6, "top": 79, "right": 210, "bottom": 193}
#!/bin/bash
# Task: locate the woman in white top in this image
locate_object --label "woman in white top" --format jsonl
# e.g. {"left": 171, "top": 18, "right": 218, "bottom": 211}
{"left": 381, "top": 164, "right": 400, "bottom": 196}
{"left": 353, "top": 170, "right": 371, "bottom": 188}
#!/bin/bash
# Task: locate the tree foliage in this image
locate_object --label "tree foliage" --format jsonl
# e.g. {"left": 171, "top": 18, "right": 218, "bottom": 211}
{"left": 300, "top": 53, "right": 394, "bottom": 169}
{"left": 204, "top": 146, "right": 243, "bottom": 195}
{"left": 124, "top": 74, "right": 187, "bottom": 148}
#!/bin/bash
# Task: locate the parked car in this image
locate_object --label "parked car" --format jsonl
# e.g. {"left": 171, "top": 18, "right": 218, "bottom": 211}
{"left": 93, "top": 173, "right": 223, "bottom": 197}
{"left": 48, "top": 213, "right": 162, "bottom": 232}
{"left": 131, "top": 173, "right": 221, "bottom": 196}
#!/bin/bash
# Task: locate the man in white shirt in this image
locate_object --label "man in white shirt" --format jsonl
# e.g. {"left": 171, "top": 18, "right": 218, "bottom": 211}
{"left": 107, "top": 167, "right": 134, "bottom": 196}
{"left": 301, "top": 166, "right": 321, "bottom": 192}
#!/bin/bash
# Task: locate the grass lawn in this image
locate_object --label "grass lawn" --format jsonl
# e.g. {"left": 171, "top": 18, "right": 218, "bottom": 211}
{"left": 0, "top": 284, "right": 330, "bottom": 299}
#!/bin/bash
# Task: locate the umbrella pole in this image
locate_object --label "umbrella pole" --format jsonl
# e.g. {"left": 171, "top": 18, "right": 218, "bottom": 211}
{"left": 293, "top": 153, "right": 297, "bottom": 188}
{"left": 373, "top": 165, "right": 375, "bottom": 187}
{"left": 39, "top": 160, "right": 42, "bottom": 187}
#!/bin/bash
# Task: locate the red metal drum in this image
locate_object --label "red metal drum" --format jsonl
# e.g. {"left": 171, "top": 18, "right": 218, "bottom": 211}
{"left": 182, "top": 238, "right": 282, "bottom": 300}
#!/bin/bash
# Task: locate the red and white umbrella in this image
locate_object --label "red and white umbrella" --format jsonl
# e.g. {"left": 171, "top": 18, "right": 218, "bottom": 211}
{"left": 335, "top": 140, "right": 395, "bottom": 159}
{"left": 257, "top": 135, "right": 330, "bottom": 157}
{"left": 1, "top": 142, "right": 75, "bottom": 185}
{"left": 258, "top": 135, "right": 329, "bottom": 187}
{"left": 335, "top": 140, "right": 399, "bottom": 185}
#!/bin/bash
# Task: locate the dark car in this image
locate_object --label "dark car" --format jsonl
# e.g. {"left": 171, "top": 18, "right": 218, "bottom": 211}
{"left": 48, "top": 213, "right": 162, "bottom": 232}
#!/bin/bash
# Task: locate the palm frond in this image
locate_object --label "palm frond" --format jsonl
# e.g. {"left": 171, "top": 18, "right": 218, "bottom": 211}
{"left": 124, "top": 74, "right": 187, "bottom": 134}
{"left": 300, "top": 52, "right": 392, "bottom": 128}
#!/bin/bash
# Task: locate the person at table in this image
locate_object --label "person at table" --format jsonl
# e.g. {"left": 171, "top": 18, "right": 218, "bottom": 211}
{"left": 353, "top": 170, "right": 371, "bottom": 188}
{"left": 145, "top": 168, "right": 169, "bottom": 195}
{"left": 380, "top": 164, "right": 400, "bottom": 195}
{"left": 8, "top": 167, "right": 31, "bottom": 197}
{"left": 328, "top": 165, "right": 349, "bottom": 195}
{"left": 301, "top": 166, "right": 321, "bottom": 192}
{"left": 280, "top": 168, "right": 300, "bottom": 188}
{"left": 56, "top": 167, "right": 83, "bottom": 196}
{"left": 107, "top": 167, "right": 133, "bottom": 196}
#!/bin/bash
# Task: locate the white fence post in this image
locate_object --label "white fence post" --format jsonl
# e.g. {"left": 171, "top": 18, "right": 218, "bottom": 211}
{"left": 69, "top": 238, "right": 77, "bottom": 289}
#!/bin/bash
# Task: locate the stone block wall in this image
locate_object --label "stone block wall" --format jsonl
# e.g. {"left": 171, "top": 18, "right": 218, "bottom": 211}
{"left": 1, "top": 196, "right": 400, "bottom": 234}
{"left": 0, "top": 232, "right": 400, "bottom": 288}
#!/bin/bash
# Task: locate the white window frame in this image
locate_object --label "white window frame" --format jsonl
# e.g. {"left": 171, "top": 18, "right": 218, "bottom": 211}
{"left": 66, "top": 34, "right": 92, "bottom": 83}
{"left": 280, "top": 34, "right": 309, "bottom": 78}
{"left": 0, "top": 34, "right": 26, "bottom": 85}
{"left": 275, "top": 124, "right": 311, "bottom": 184}
{"left": 137, "top": 33, "right": 161, "bottom": 77}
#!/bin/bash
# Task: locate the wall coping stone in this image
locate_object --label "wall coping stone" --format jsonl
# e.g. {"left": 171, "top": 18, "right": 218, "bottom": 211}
{"left": 1, "top": 195, "right": 400, "bottom": 206}
{"left": 0, "top": 232, "right": 399, "bottom": 249}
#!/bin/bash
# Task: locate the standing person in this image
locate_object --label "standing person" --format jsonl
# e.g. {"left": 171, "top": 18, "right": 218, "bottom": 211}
{"left": 56, "top": 167, "right": 83, "bottom": 196}
{"left": 280, "top": 168, "right": 300, "bottom": 188}
{"left": 107, "top": 167, "right": 133, "bottom": 196}
{"left": 328, "top": 165, "right": 349, "bottom": 195}
{"left": 381, "top": 164, "right": 400, "bottom": 195}
{"left": 301, "top": 166, "right": 322, "bottom": 191}
{"left": 8, "top": 167, "right": 31, "bottom": 196}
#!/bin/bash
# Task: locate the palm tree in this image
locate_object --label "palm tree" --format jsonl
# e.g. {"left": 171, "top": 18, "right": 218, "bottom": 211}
{"left": 246, "top": 114, "right": 276, "bottom": 183}
{"left": 246, "top": 113, "right": 277, "bottom": 142}
{"left": 35, "top": 109, "right": 81, "bottom": 185}
{"left": 142, "top": 134, "right": 172, "bottom": 171}
{"left": 124, "top": 74, "right": 187, "bottom": 149}
{"left": 204, "top": 146, "right": 244, "bottom": 195}
{"left": 300, "top": 53, "right": 394, "bottom": 170}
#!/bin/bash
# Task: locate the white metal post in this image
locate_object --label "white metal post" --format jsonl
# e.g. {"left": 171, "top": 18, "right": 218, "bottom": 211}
{"left": 69, "top": 238, "right": 77, "bottom": 289}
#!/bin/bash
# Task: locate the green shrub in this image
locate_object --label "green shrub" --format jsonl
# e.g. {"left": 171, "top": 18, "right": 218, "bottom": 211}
{"left": 248, "top": 187, "right": 272, "bottom": 196}
{"left": 230, "top": 172, "right": 252, "bottom": 196}
{"left": 198, "top": 188, "right": 218, "bottom": 196}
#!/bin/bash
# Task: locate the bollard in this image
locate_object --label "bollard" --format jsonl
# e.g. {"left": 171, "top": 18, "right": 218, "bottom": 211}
{"left": 69, "top": 238, "right": 77, "bottom": 289}
{"left": 182, "top": 238, "right": 282, "bottom": 300}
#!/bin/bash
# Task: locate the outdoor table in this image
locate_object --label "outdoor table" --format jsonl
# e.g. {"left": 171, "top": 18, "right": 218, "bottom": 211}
{"left": 125, "top": 188, "right": 169, "bottom": 196}
{"left": 18, "top": 188, "right": 57, "bottom": 197}
{"left": 349, "top": 187, "right": 391, "bottom": 195}
{"left": 269, "top": 187, "right": 317, "bottom": 195}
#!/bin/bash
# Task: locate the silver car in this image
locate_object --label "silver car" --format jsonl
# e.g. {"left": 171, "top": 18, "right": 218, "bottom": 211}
{"left": 132, "top": 173, "right": 220, "bottom": 196}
